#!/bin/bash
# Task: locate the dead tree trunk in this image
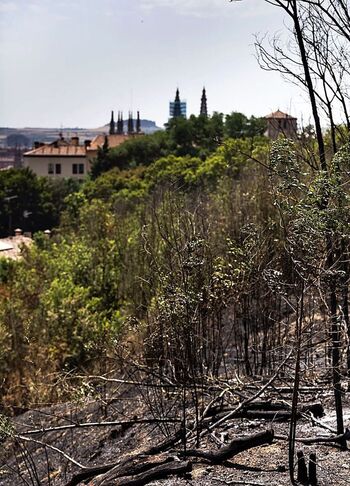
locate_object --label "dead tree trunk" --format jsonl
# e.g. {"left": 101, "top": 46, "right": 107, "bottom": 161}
{"left": 183, "top": 429, "right": 274, "bottom": 463}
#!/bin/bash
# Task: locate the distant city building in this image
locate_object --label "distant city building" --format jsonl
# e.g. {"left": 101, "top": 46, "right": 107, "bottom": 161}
{"left": 200, "top": 87, "right": 208, "bottom": 117}
{"left": 265, "top": 110, "right": 297, "bottom": 139}
{"left": 169, "top": 89, "right": 187, "bottom": 118}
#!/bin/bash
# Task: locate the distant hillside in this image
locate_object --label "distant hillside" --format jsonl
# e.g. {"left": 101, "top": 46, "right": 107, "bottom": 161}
{"left": 0, "top": 120, "right": 162, "bottom": 148}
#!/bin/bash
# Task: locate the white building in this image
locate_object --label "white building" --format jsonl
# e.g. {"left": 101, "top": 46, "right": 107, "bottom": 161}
{"left": 23, "top": 135, "right": 88, "bottom": 179}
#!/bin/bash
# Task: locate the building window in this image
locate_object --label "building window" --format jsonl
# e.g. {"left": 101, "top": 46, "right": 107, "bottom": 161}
{"left": 48, "top": 163, "right": 54, "bottom": 174}
{"left": 72, "top": 163, "right": 84, "bottom": 175}
{"left": 55, "top": 163, "right": 61, "bottom": 174}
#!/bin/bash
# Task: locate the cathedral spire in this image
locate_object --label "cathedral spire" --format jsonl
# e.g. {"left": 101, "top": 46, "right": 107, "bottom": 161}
{"left": 109, "top": 110, "right": 115, "bottom": 135}
{"left": 128, "top": 111, "right": 134, "bottom": 134}
{"left": 117, "top": 111, "right": 124, "bottom": 134}
{"left": 136, "top": 111, "right": 141, "bottom": 133}
{"left": 200, "top": 87, "right": 208, "bottom": 117}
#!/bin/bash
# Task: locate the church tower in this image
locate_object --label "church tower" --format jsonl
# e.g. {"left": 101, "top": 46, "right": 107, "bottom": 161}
{"left": 117, "top": 111, "right": 124, "bottom": 134}
{"left": 109, "top": 110, "right": 115, "bottom": 135}
{"left": 200, "top": 87, "right": 208, "bottom": 117}
{"left": 136, "top": 111, "right": 141, "bottom": 133}
{"left": 128, "top": 111, "right": 134, "bottom": 134}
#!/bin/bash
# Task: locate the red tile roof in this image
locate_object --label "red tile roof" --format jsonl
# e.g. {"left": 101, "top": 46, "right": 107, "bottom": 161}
{"left": 24, "top": 145, "right": 86, "bottom": 157}
{"left": 87, "top": 134, "right": 131, "bottom": 151}
{"left": 265, "top": 110, "right": 297, "bottom": 120}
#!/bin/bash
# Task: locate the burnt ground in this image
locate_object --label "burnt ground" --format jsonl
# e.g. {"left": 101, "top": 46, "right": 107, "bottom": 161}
{"left": 0, "top": 383, "right": 349, "bottom": 486}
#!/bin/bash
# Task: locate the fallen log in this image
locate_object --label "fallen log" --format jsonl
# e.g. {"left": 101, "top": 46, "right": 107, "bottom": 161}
{"left": 240, "top": 410, "right": 293, "bottom": 420}
{"left": 93, "top": 459, "right": 192, "bottom": 486}
{"left": 182, "top": 429, "right": 274, "bottom": 464}
{"left": 65, "top": 429, "right": 184, "bottom": 486}
{"left": 268, "top": 386, "right": 324, "bottom": 393}
{"left": 244, "top": 385, "right": 325, "bottom": 396}
{"left": 243, "top": 401, "right": 324, "bottom": 418}
{"left": 204, "top": 402, "right": 324, "bottom": 422}
{"left": 275, "top": 428, "right": 350, "bottom": 445}
{"left": 297, "top": 428, "right": 350, "bottom": 445}
{"left": 88, "top": 454, "right": 175, "bottom": 485}
{"left": 242, "top": 400, "right": 289, "bottom": 411}
{"left": 66, "top": 463, "right": 118, "bottom": 486}
{"left": 205, "top": 410, "right": 291, "bottom": 421}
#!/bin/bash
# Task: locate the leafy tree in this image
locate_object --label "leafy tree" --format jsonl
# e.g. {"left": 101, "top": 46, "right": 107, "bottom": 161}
{"left": 225, "top": 112, "right": 266, "bottom": 139}
{"left": 0, "top": 258, "right": 16, "bottom": 284}
{"left": 166, "top": 116, "right": 196, "bottom": 156}
{"left": 0, "top": 168, "right": 79, "bottom": 237}
{"left": 91, "top": 131, "right": 171, "bottom": 178}
{"left": 90, "top": 136, "right": 111, "bottom": 178}
{"left": 225, "top": 112, "right": 248, "bottom": 138}
{"left": 208, "top": 111, "right": 225, "bottom": 145}
{"left": 84, "top": 166, "right": 147, "bottom": 202}
{"left": 246, "top": 115, "right": 267, "bottom": 137}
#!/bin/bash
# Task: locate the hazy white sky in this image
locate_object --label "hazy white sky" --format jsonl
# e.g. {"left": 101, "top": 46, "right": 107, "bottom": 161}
{"left": 0, "top": 0, "right": 313, "bottom": 128}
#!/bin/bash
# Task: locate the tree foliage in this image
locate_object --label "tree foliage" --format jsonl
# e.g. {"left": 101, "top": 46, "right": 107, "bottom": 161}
{"left": 0, "top": 168, "right": 79, "bottom": 237}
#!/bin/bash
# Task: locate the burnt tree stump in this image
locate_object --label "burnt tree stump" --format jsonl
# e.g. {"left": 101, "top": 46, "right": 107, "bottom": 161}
{"left": 309, "top": 452, "right": 317, "bottom": 485}
{"left": 297, "top": 450, "right": 308, "bottom": 484}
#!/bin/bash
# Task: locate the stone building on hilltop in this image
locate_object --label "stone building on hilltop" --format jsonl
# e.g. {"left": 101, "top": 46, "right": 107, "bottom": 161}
{"left": 265, "top": 110, "right": 297, "bottom": 139}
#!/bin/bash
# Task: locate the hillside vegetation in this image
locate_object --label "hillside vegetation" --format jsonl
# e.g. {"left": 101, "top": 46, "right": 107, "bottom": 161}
{"left": 0, "top": 112, "right": 349, "bottom": 486}
{"left": 0, "top": 114, "right": 272, "bottom": 405}
{"left": 1, "top": 112, "right": 349, "bottom": 407}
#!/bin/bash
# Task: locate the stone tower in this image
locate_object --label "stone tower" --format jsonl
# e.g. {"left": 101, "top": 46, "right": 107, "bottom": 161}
{"left": 136, "top": 111, "right": 141, "bottom": 133}
{"left": 200, "top": 87, "right": 208, "bottom": 117}
{"left": 109, "top": 110, "right": 115, "bottom": 135}
{"left": 128, "top": 111, "right": 134, "bottom": 134}
{"left": 117, "top": 111, "right": 124, "bottom": 134}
